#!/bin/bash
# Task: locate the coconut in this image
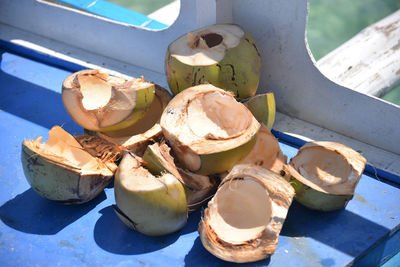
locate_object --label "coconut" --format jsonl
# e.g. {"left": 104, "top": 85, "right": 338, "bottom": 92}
{"left": 165, "top": 24, "right": 261, "bottom": 100}
{"left": 199, "top": 164, "right": 295, "bottom": 263}
{"left": 142, "top": 142, "right": 219, "bottom": 213}
{"left": 62, "top": 69, "right": 155, "bottom": 132}
{"left": 243, "top": 92, "right": 276, "bottom": 129}
{"left": 21, "top": 126, "right": 119, "bottom": 204}
{"left": 240, "top": 124, "right": 287, "bottom": 175}
{"left": 288, "top": 141, "right": 367, "bottom": 211}
{"left": 114, "top": 152, "right": 187, "bottom": 236}
{"left": 160, "top": 84, "right": 260, "bottom": 175}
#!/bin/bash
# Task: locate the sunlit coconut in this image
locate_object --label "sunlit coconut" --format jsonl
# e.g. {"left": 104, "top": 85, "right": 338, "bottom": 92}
{"left": 288, "top": 141, "right": 367, "bottom": 211}
{"left": 21, "top": 126, "right": 120, "bottom": 204}
{"left": 199, "top": 164, "right": 295, "bottom": 263}
{"left": 165, "top": 24, "right": 261, "bottom": 100}
{"left": 160, "top": 84, "right": 260, "bottom": 175}
{"left": 62, "top": 69, "right": 155, "bottom": 132}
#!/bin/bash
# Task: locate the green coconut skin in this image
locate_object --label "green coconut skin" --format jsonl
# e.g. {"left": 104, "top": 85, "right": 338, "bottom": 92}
{"left": 100, "top": 84, "right": 156, "bottom": 132}
{"left": 21, "top": 142, "right": 112, "bottom": 204}
{"left": 195, "top": 132, "right": 258, "bottom": 175}
{"left": 165, "top": 31, "right": 261, "bottom": 100}
{"left": 243, "top": 92, "right": 276, "bottom": 129}
{"left": 290, "top": 177, "right": 353, "bottom": 211}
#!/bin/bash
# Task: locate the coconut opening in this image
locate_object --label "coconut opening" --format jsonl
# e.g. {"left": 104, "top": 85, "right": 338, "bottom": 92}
{"left": 208, "top": 177, "right": 271, "bottom": 245}
{"left": 187, "top": 91, "right": 251, "bottom": 139}
{"left": 292, "top": 148, "right": 352, "bottom": 188}
{"left": 169, "top": 24, "right": 244, "bottom": 66}
{"left": 27, "top": 126, "right": 103, "bottom": 172}
{"left": 78, "top": 74, "right": 113, "bottom": 110}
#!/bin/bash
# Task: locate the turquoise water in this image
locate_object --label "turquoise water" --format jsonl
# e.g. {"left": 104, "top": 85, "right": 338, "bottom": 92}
{"left": 108, "top": 0, "right": 400, "bottom": 105}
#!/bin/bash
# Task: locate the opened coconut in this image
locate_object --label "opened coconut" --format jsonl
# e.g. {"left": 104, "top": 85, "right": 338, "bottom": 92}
{"left": 62, "top": 69, "right": 155, "bottom": 132}
{"left": 21, "top": 126, "right": 120, "bottom": 204}
{"left": 165, "top": 24, "right": 261, "bottom": 100}
{"left": 199, "top": 164, "right": 295, "bottom": 263}
{"left": 114, "top": 151, "right": 187, "bottom": 236}
{"left": 142, "top": 142, "right": 219, "bottom": 213}
{"left": 160, "top": 84, "right": 260, "bottom": 175}
{"left": 243, "top": 92, "right": 276, "bottom": 129}
{"left": 288, "top": 141, "right": 367, "bottom": 211}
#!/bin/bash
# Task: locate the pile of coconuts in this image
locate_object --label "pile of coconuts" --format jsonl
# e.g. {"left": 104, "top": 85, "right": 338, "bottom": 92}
{"left": 21, "top": 24, "right": 366, "bottom": 263}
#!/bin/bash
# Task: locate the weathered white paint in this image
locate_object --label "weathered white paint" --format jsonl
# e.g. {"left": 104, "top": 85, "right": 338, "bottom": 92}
{"left": 0, "top": 0, "right": 399, "bottom": 157}
{"left": 317, "top": 10, "right": 400, "bottom": 97}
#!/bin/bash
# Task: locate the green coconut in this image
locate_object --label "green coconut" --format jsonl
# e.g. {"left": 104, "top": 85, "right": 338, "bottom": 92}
{"left": 62, "top": 69, "right": 155, "bottom": 132}
{"left": 160, "top": 84, "right": 260, "bottom": 175}
{"left": 243, "top": 92, "right": 276, "bottom": 129}
{"left": 165, "top": 24, "right": 261, "bottom": 100}
{"left": 199, "top": 164, "right": 295, "bottom": 263}
{"left": 142, "top": 142, "right": 219, "bottom": 213}
{"left": 21, "top": 126, "right": 118, "bottom": 204}
{"left": 288, "top": 141, "right": 367, "bottom": 211}
{"left": 114, "top": 152, "right": 188, "bottom": 236}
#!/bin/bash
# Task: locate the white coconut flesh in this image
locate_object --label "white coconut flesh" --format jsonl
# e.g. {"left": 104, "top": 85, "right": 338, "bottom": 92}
{"left": 169, "top": 24, "right": 244, "bottom": 66}
{"left": 290, "top": 142, "right": 366, "bottom": 195}
{"left": 207, "top": 177, "right": 271, "bottom": 245}
{"left": 187, "top": 91, "right": 251, "bottom": 139}
{"left": 63, "top": 70, "right": 154, "bottom": 130}
{"left": 24, "top": 126, "right": 110, "bottom": 175}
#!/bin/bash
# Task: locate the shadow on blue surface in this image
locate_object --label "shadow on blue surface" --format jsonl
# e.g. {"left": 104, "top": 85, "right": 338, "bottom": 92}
{"left": 93, "top": 205, "right": 181, "bottom": 254}
{"left": 184, "top": 236, "right": 271, "bottom": 266}
{"left": 281, "top": 201, "right": 390, "bottom": 257}
{"left": 0, "top": 188, "right": 106, "bottom": 235}
{"left": 0, "top": 51, "right": 81, "bottom": 135}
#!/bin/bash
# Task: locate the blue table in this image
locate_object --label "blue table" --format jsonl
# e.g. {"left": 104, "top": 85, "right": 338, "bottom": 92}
{"left": 0, "top": 43, "right": 399, "bottom": 266}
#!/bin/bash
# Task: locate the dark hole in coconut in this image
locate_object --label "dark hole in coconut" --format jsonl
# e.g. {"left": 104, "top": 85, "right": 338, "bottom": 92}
{"left": 201, "top": 33, "right": 223, "bottom": 48}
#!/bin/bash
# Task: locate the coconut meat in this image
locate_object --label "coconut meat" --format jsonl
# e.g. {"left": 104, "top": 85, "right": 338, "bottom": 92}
{"left": 169, "top": 24, "right": 244, "bottom": 66}
{"left": 26, "top": 126, "right": 105, "bottom": 173}
{"left": 187, "top": 91, "right": 251, "bottom": 139}
{"left": 291, "top": 147, "right": 353, "bottom": 191}
{"left": 207, "top": 177, "right": 271, "bottom": 245}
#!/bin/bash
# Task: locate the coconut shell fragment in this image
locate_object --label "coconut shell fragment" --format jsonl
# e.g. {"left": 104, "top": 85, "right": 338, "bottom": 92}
{"left": 288, "top": 141, "right": 367, "bottom": 211}
{"left": 21, "top": 126, "right": 118, "bottom": 204}
{"left": 199, "top": 164, "right": 295, "bottom": 263}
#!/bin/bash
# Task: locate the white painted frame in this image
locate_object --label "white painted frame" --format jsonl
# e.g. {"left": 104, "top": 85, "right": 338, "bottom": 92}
{"left": 0, "top": 0, "right": 399, "bottom": 155}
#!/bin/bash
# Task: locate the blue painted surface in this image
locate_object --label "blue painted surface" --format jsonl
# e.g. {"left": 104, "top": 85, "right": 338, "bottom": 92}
{"left": 54, "top": 0, "right": 167, "bottom": 29}
{"left": 0, "top": 45, "right": 399, "bottom": 266}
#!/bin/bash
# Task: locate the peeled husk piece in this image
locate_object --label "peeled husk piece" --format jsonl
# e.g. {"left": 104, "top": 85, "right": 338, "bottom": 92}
{"left": 199, "top": 164, "right": 295, "bottom": 263}
{"left": 243, "top": 92, "right": 276, "bottom": 129}
{"left": 165, "top": 24, "right": 261, "bottom": 100}
{"left": 142, "top": 142, "right": 219, "bottom": 213}
{"left": 160, "top": 84, "right": 260, "bottom": 175}
{"left": 62, "top": 69, "right": 155, "bottom": 132}
{"left": 21, "top": 126, "right": 119, "bottom": 204}
{"left": 240, "top": 124, "right": 287, "bottom": 175}
{"left": 114, "top": 152, "right": 187, "bottom": 236}
{"left": 288, "top": 141, "right": 367, "bottom": 211}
